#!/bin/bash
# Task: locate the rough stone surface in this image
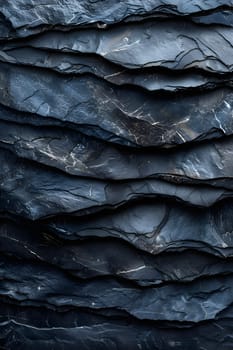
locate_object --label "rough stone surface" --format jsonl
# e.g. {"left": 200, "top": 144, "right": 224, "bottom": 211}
{"left": 1, "top": 1, "right": 233, "bottom": 349}
{"left": 2, "top": 0, "right": 233, "bottom": 37}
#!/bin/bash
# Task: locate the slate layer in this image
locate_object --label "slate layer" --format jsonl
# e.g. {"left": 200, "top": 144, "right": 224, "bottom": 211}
{"left": 1, "top": 1, "right": 233, "bottom": 349}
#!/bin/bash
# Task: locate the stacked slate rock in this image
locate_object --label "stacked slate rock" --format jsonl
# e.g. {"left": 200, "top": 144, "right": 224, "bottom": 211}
{"left": 2, "top": 1, "right": 233, "bottom": 349}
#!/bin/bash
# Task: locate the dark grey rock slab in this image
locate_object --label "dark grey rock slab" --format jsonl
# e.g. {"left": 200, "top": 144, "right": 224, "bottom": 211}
{"left": 2, "top": 218, "right": 233, "bottom": 286}
{"left": 2, "top": 149, "right": 233, "bottom": 220}
{"left": 2, "top": 0, "right": 233, "bottom": 38}
{"left": 1, "top": 256, "right": 233, "bottom": 322}
{"left": 2, "top": 120, "right": 233, "bottom": 189}
{"left": 0, "top": 103, "right": 126, "bottom": 147}
{"left": 2, "top": 314, "right": 233, "bottom": 350}
{"left": 46, "top": 199, "right": 233, "bottom": 257}
{"left": 13, "top": 20, "right": 233, "bottom": 72}
{"left": 1, "top": 47, "right": 232, "bottom": 92}
{"left": 1, "top": 63, "right": 233, "bottom": 147}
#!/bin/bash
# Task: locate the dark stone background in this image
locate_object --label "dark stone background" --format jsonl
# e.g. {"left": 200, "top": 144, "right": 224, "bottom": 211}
{"left": 1, "top": 1, "right": 233, "bottom": 348}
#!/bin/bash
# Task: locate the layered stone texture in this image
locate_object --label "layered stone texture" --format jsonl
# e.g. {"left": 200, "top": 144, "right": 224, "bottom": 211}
{"left": 1, "top": 1, "right": 233, "bottom": 349}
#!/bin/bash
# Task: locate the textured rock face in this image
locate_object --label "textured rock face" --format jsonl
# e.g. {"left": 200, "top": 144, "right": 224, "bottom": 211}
{"left": 1, "top": 1, "right": 233, "bottom": 349}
